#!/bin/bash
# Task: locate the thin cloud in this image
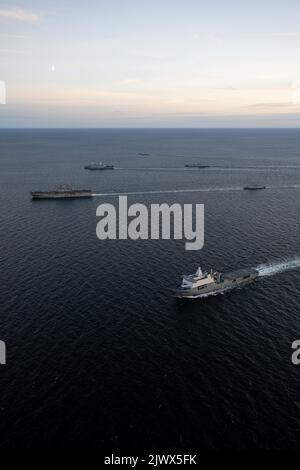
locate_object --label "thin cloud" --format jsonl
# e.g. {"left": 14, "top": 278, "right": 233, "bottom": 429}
{"left": 0, "top": 8, "right": 39, "bottom": 22}
{"left": 247, "top": 102, "right": 294, "bottom": 109}
{"left": 0, "top": 33, "right": 26, "bottom": 38}
{"left": 245, "top": 32, "right": 300, "bottom": 38}
{"left": 0, "top": 48, "right": 25, "bottom": 53}
{"left": 270, "top": 33, "right": 300, "bottom": 37}
{"left": 115, "top": 79, "right": 141, "bottom": 85}
{"left": 161, "top": 112, "right": 211, "bottom": 117}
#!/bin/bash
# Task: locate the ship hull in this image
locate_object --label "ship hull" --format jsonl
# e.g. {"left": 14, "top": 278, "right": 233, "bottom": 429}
{"left": 84, "top": 168, "right": 114, "bottom": 171}
{"left": 244, "top": 186, "right": 266, "bottom": 191}
{"left": 185, "top": 165, "right": 210, "bottom": 168}
{"left": 31, "top": 191, "right": 92, "bottom": 200}
{"left": 84, "top": 166, "right": 114, "bottom": 170}
{"left": 176, "top": 269, "right": 259, "bottom": 299}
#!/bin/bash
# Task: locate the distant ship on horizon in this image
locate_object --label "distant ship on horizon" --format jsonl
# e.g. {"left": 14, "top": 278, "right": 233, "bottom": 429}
{"left": 31, "top": 185, "right": 93, "bottom": 200}
{"left": 185, "top": 163, "right": 210, "bottom": 168}
{"left": 84, "top": 162, "right": 115, "bottom": 170}
{"left": 244, "top": 184, "right": 266, "bottom": 191}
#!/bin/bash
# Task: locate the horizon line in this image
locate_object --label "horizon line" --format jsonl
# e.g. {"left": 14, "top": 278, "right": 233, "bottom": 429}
{"left": 0, "top": 127, "right": 300, "bottom": 131}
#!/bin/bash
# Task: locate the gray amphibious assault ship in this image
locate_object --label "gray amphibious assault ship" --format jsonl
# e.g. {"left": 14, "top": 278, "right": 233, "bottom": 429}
{"left": 31, "top": 185, "right": 92, "bottom": 200}
{"left": 176, "top": 266, "right": 259, "bottom": 298}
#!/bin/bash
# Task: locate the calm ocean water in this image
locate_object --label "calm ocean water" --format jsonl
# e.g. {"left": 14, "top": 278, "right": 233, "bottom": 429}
{"left": 0, "top": 129, "right": 300, "bottom": 449}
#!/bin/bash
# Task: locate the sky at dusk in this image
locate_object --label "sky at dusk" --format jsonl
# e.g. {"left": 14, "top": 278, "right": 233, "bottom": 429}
{"left": 1, "top": 0, "right": 300, "bottom": 127}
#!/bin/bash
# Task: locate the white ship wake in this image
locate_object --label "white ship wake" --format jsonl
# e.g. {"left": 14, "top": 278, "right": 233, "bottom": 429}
{"left": 256, "top": 257, "right": 300, "bottom": 277}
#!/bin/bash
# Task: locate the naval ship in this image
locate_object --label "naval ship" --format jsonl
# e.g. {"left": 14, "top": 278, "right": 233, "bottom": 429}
{"left": 31, "top": 185, "right": 93, "bottom": 200}
{"left": 185, "top": 163, "right": 210, "bottom": 168}
{"left": 84, "top": 162, "right": 114, "bottom": 170}
{"left": 176, "top": 266, "right": 259, "bottom": 298}
{"left": 244, "top": 184, "right": 266, "bottom": 191}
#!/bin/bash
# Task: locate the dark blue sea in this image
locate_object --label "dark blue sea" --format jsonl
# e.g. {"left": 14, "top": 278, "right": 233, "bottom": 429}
{"left": 0, "top": 129, "right": 299, "bottom": 449}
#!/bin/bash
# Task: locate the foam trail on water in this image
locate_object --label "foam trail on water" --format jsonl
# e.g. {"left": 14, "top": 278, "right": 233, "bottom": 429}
{"left": 93, "top": 185, "right": 300, "bottom": 197}
{"left": 257, "top": 257, "right": 300, "bottom": 277}
{"left": 93, "top": 187, "right": 243, "bottom": 197}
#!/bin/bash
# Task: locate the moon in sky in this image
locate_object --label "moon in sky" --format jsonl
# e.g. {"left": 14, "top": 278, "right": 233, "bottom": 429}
{"left": 51, "top": 65, "right": 55, "bottom": 72}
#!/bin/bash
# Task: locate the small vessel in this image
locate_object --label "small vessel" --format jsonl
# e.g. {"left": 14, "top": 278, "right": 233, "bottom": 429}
{"left": 176, "top": 266, "right": 259, "bottom": 299}
{"left": 84, "top": 162, "right": 114, "bottom": 170}
{"left": 244, "top": 185, "right": 266, "bottom": 191}
{"left": 185, "top": 163, "right": 210, "bottom": 168}
{"left": 138, "top": 152, "right": 150, "bottom": 156}
{"left": 31, "top": 185, "right": 93, "bottom": 200}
